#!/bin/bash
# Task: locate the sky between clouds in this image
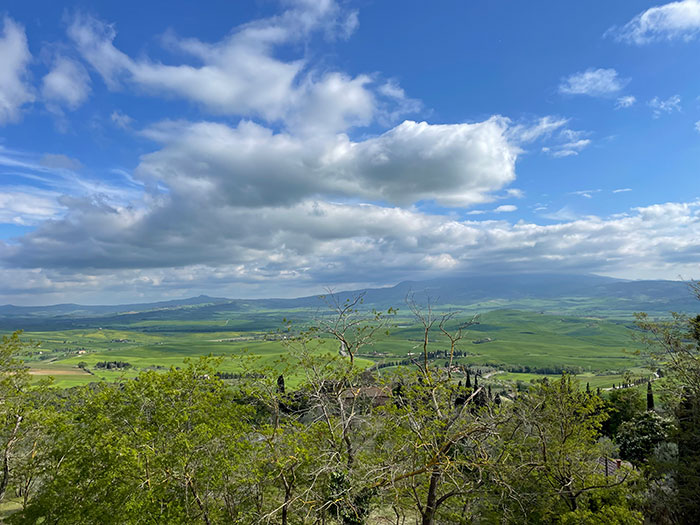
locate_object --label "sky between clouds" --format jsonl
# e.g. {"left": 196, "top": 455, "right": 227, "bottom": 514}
{"left": 0, "top": 0, "right": 699, "bottom": 305}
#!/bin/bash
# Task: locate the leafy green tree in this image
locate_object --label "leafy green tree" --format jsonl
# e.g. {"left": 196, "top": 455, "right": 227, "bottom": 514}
{"left": 16, "top": 360, "right": 255, "bottom": 524}
{"left": 491, "top": 376, "right": 642, "bottom": 522}
{"left": 0, "top": 331, "right": 52, "bottom": 510}
{"left": 603, "top": 387, "right": 645, "bottom": 438}
{"left": 674, "top": 389, "right": 700, "bottom": 521}
{"left": 616, "top": 412, "right": 672, "bottom": 468}
{"left": 372, "top": 369, "right": 499, "bottom": 525}
{"left": 634, "top": 282, "right": 700, "bottom": 522}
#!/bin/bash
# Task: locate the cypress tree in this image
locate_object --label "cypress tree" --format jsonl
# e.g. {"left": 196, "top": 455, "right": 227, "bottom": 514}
{"left": 675, "top": 390, "right": 700, "bottom": 519}
{"left": 277, "top": 374, "right": 285, "bottom": 394}
{"left": 465, "top": 370, "right": 472, "bottom": 388}
{"left": 647, "top": 381, "right": 655, "bottom": 411}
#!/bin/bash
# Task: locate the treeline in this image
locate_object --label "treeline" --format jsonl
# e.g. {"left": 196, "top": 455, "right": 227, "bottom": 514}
{"left": 610, "top": 375, "right": 654, "bottom": 390}
{"left": 94, "top": 360, "right": 132, "bottom": 370}
{"left": 375, "top": 358, "right": 588, "bottom": 377}
{"left": 214, "top": 371, "right": 264, "bottom": 380}
{"left": 503, "top": 363, "right": 585, "bottom": 375}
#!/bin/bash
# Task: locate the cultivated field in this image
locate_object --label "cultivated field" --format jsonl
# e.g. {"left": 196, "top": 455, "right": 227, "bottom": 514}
{"left": 3, "top": 307, "right": 649, "bottom": 389}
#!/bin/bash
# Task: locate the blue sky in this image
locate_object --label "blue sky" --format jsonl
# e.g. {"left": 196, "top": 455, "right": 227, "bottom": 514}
{"left": 1, "top": 0, "right": 699, "bottom": 304}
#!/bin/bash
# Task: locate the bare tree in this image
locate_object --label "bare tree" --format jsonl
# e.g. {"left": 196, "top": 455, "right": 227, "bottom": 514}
{"left": 406, "top": 292, "right": 437, "bottom": 382}
{"left": 317, "top": 290, "right": 395, "bottom": 366}
{"left": 439, "top": 312, "right": 479, "bottom": 379}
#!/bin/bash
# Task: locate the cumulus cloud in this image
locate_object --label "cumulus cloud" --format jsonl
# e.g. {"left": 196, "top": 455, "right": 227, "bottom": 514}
{"left": 609, "top": 0, "right": 700, "bottom": 44}
{"left": 649, "top": 94, "right": 681, "bottom": 116}
{"left": 3, "top": 199, "right": 699, "bottom": 301}
{"left": 65, "top": 2, "right": 388, "bottom": 133}
{"left": 0, "top": 16, "right": 34, "bottom": 124}
{"left": 136, "top": 117, "right": 518, "bottom": 208}
{"left": 41, "top": 56, "right": 91, "bottom": 110}
{"left": 5, "top": 2, "right": 695, "bottom": 304}
{"left": 559, "top": 68, "right": 627, "bottom": 97}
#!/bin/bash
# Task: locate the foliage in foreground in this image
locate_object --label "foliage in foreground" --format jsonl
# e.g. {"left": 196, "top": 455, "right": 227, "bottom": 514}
{"left": 0, "top": 283, "right": 698, "bottom": 523}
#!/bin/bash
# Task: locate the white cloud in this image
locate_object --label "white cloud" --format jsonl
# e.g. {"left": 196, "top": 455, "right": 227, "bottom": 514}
{"left": 41, "top": 56, "right": 91, "bottom": 110}
{"left": 7, "top": 3, "right": 697, "bottom": 304}
{"left": 615, "top": 95, "right": 636, "bottom": 109}
{"left": 569, "top": 189, "right": 601, "bottom": 199}
{"left": 0, "top": 188, "right": 65, "bottom": 226}
{"left": 110, "top": 109, "right": 134, "bottom": 129}
{"left": 0, "top": 146, "right": 141, "bottom": 227}
{"left": 0, "top": 16, "right": 34, "bottom": 124}
{"left": 648, "top": 94, "right": 681, "bottom": 117}
{"left": 609, "top": 0, "right": 700, "bottom": 44}
{"left": 507, "top": 116, "right": 568, "bottom": 143}
{"left": 468, "top": 204, "right": 517, "bottom": 215}
{"left": 39, "top": 153, "right": 82, "bottom": 171}
{"left": 695, "top": 120, "right": 700, "bottom": 133}
{"left": 505, "top": 188, "right": 524, "bottom": 199}
{"left": 540, "top": 206, "right": 580, "bottom": 222}
{"left": 3, "top": 199, "right": 699, "bottom": 302}
{"left": 508, "top": 118, "right": 591, "bottom": 158}
{"left": 136, "top": 117, "right": 518, "bottom": 208}
{"left": 559, "top": 68, "right": 627, "bottom": 97}
{"left": 67, "top": 12, "right": 299, "bottom": 119}
{"left": 287, "top": 72, "right": 376, "bottom": 135}
{"left": 66, "top": 3, "right": 387, "bottom": 134}
{"left": 0, "top": 111, "right": 521, "bottom": 276}
{"left": 544, "top": 140, "right": 591, "bottom": 157}
{"left": 377, "top": 80, "right": 422, "bottom": 122}
{"left": 613, "top": 188, "right": 632, "bottom": 193}
{"left": 542, "top": 128, "right": 591, "bottom": 157}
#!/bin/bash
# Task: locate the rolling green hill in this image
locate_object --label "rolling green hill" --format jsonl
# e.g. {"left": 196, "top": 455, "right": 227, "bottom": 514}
{"left": 7, "top": 308, "right": 648, "bottom": 389}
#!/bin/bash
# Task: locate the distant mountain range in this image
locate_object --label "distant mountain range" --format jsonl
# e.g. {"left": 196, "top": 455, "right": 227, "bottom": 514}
{"left": 0, "top": 274, "right": 697, "bottom": 330}
{"left": 0, "top": 294, "right": 231, "bottom": 319}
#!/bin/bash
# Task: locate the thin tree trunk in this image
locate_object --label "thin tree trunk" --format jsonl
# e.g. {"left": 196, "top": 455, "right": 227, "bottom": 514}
{"left": 421, "top": 467, "right": 441, "bottom": 525}
{"left": 281, "top": 476, "right": 292, "bottom": 525}
{"left": 187, "top": 477, "right": 211, "bottom": 525}
{"left": 0, "top": 414, "right": 22, "bottom": 502}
